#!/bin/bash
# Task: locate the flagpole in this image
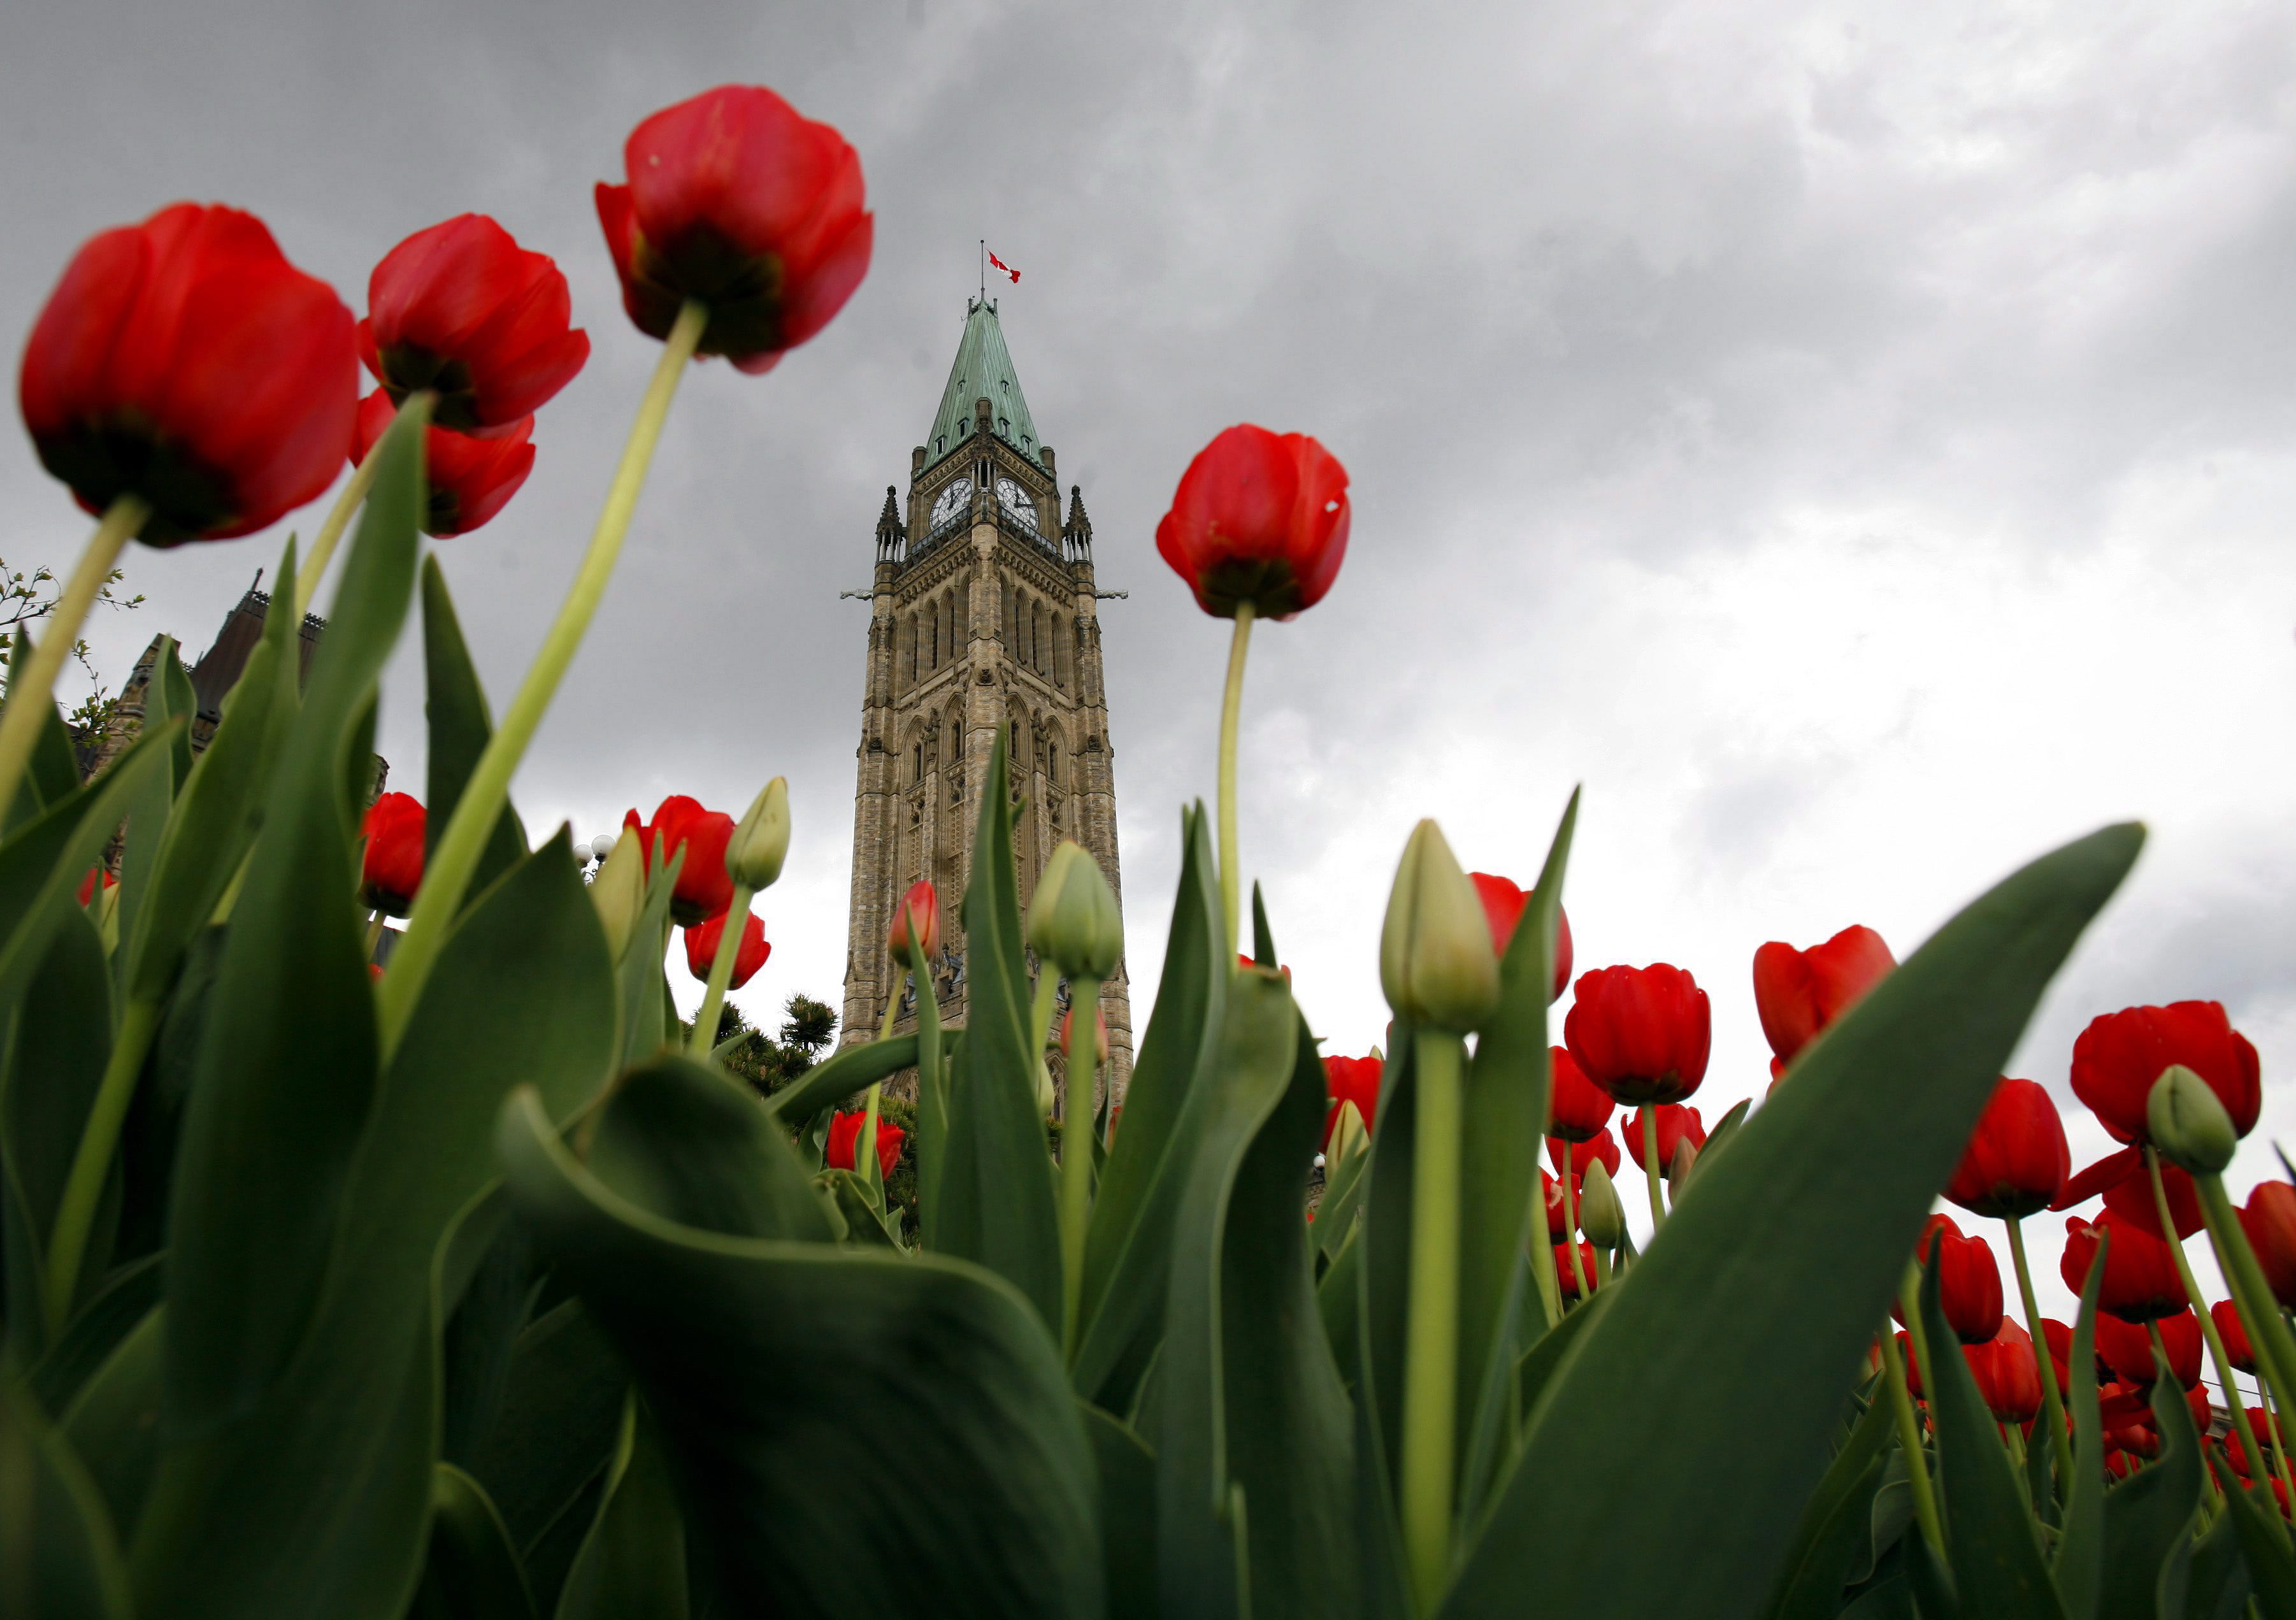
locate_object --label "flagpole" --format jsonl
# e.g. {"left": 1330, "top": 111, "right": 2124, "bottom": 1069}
{"left": 980, "top": 238, "right": 986, "bottom": 301}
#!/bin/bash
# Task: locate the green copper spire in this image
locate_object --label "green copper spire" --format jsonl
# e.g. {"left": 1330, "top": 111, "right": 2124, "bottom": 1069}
{"left": 924, "top": 297, "right": 1042, "bottom": 472}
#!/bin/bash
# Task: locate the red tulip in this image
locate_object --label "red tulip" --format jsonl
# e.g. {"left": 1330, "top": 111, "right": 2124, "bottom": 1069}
{"left": 1549, "top": 1125, "right": 1621, "bottom": 1180}
{"left": 1621, "top": 1104, "right": 1706, "bottom": 1176}
{"left": 827, "top": 1108, "right": 905, "bottom": 1182}
{"left": 351, "top": 391, "right": 533, "bottom": 537}
{"left": 1154, "top": 425, "right": 1350, "bottom": 620}
{"left": 1563, "top": 963, "right": 1711, "bottom": 1106}
{"left": 2213, "top": 1299, "right": 2257, "bottom": 1374}
{"left": 596, "top": 85, "right": 872, "bottom": 373}
{"left": 20, "top": 203, "right": 355, "bottom": 545}
{"left": 76, "top": 866, "right": 117, "bottom": 907}
{"left": 623, "top": 795, "right": 736, "bottom": 926}
{"left": 1546, "top": 1046, "right": 1612, "bottom": 1143}
{"left": 1322, "top": 1054, "right": 1382, "bottom": 1150}
{"left": 1061, "top": 1001, "right": 1112, "bottom": 1066}
{"left": 683, "top": 908, "right": 770, "bottom": 988}
{"left": 2062, "top": 1210, "right": 2189, "bottom": 1323}
{"left": 1752, "top": 924, "right": 1895, "bottom": 1070}
{"left": 356, "top": 213, "right": 589, "bottom": 430}
{"left": 2242, "top": 1182, "right": 2296, "bottom": 1309}
{"left": 1466, "top": 873, "right": 1572, "bottom": 1001}
{"left": 2095, "top": 1307, "right": 2202, "bottom": 1388}
{"left": 2069, "top": 1001, "right": 2261, "bottom": 1147}
{"left": 1967, "top": 1323, "right": 2043, "bottom": 1424}
{"left": 889, "top": 878, "right": 941, "bottom": 961}
{"left": 1553, "top": 1240, "right": 1600, "bottom": 1300}
{"left": 1946, "top": 1078, "right": 2069, "bottom": 1219}
{"left": 359, "top": 792, "right": 426, "bottom": 917}
{"left": 1895, "top": 1214, "right": 2004, "bottom": 1345}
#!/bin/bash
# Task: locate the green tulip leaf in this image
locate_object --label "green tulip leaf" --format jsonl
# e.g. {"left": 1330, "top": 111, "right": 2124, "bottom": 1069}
{"left": 0, "top": 1373, "right": 133, "bottom": 1619}
{"left": 1914, "top": 1235, "right": 2065, "bottom": 1619}
{"left": 1153, "top": 972, "right": 1352, "bottom": 1620}
{"left": 2092, "top": 1370, "right": 2203, "bottom": 1620}
{"left": 552, "top": 1395, "right": 686, "bottom": 1620}
{"left": 440, "top": 1189, "right": 542, "bottom": 1468}
{"left": 935, "top": 733, "right": 1063, "bottom": 1330}
{"left": 1455, "top": 789, "right": 1575, "bottom": 1523}
{"left": 2053, "top": 1245, "right": 2108, "bottom": 1617}
{"left": 59, "top": 1301, "right": 162, "bottom": 1542}
{"left": 909, "top": 933, "right": 949, "bottom": 1244}
{"left": 2207, "top": 1452, "right": 2296, "bottom": 1616}
{"left": 26, "top": 1253, "right": 159, "bottom": 1416}
{"left": 588, "top": 1053, "right": 834, "bottom": 1242}
{"left": 759, "top": 1030, "right": 930, "bottom": 1125}
{"left": 2181, "top": 1503, "right": 2251, "bottom": 1620}
{"left": 0, "top": 723, "right": 174, "bottom": 1039}
{"left": 1074, "top": 803, "right": 1227, "bottom": 1411}
{"left": 1766, "top": 1388, "right": 1896, "bottom": 1620}
{"left": 495, "top": 1086, "right": 1105, "bottom": 1619}
{"left": 1082, "top": 1403, "right": 1158, "bottom": 1620}
{"left": 465, "top": 1298, "right": 628, "bottom": 1609}
{"left": 1, "top": 625, "right": 92, "bottom": 836}
{"left": 420, "top": 558, "right": 526, "bottom": 900}
{"left": 108, "top": 636, "right": 183, "bottom": 998}
{"left": 1441, "top": 822, "right": 2142, "bottom": 1620}
{"left": 612, "top": 849, "right": 679, "bottom": 1070}
{"left": 133, "top": 830, "right": 616, "bottom": 1619}
{"left": 2, "top": 908, "right": 113, "bottom": 1348}
{"left": 409, "top": 1462, "right": 538, "bottom": 1620}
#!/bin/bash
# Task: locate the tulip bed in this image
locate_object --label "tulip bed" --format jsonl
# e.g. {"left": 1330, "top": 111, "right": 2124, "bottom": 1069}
{"left": 3, "top": 78, "right": 2293, "bottom": 1620}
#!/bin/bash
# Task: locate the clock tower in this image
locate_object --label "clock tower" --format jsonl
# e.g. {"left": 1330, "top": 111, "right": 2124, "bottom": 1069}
{"left": 840, "top": 297, "right": 1135, "bottom": 1105}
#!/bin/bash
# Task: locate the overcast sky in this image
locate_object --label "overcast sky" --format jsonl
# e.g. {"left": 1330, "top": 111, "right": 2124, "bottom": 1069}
{"left": 5, "top": 1, "right": 2292, "bottom": 1319}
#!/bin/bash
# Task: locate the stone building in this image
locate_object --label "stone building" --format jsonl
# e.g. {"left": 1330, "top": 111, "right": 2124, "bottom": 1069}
{"left": 840, "top": 298, "right": 1135, "bottom": 1107}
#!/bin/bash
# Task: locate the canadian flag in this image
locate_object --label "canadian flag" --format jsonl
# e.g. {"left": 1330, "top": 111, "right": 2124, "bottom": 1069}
{"left": 988, "top": 249, "right": 1021, "bottom": 284}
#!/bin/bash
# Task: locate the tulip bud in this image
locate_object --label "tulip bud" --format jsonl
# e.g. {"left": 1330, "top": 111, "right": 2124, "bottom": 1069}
{"left": 1379, "top": 819, "right": 1500, "bottom": 1031}
{"left": 1578, "top": 1159, "right": 1626, "bottom": 1249}
{"left": 728, "top": 775, "right": 790, "bottom": 890}
{"left": 1027, "top": 841, "right": 1124, "bottom": 981}
{"left": 1328, "top": 1100, "right": 1368, "bottom": 1166}
{"left": 2148, "top": 1065, "right": 2237, "bottom": 1175}
{"left": 590, "top": 826, "right": 645, "bottom": 959}
{"left": 1668, "top": 1138, "right": 1700, "bottom": 1186}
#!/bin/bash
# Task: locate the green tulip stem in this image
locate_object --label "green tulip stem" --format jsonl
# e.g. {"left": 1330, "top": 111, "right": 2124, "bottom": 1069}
{"left": 363, "top": 910, "right": 387, "bottom": 959}
{"left": 0, "top": 492, "right": 147, "bottom": 831}
{"left": 687, "top": 882, "right": 757, "bottom": 1057}
{"left": 1639, "top": 1105, "right": 1667, "bottom": 1234}
{"left": 41, "top": 995, "right": 162, "bottom": 1335}
{"left": 2193, "top": 1171, "right": 2296, "bottom": 1490}
{"left": 1214, "top": 602, "right": 1254, "bottom": 964}
{"left": 2144, "top": 1149, "right": 2273, "bottom": 1487}
{"left": 378, "top": 299, "right": 707, "bottom": 1053}
{"left": 1591, "top": 1245, "right": 1612, "bottom": 1290}
{"left": 1877, "top": 1323, "right": 1946, "bottom": 1557}
{"left": 2005, "top": 1216, "right": 2078, "bottom": 1495}
{"left": 1897, "top": 1266, "right": 1940, "bottom": 1439}
{"left": 1059, "top": 975, "right": 1101, "bottom": 1358}
{"left": 1400, "top": 1028, "right": 1465, "bottom": 1615}
{"left": 1560, "top": 1165, "right": 1591, "bottom": 1298}
{"left": 295, "top": 417, "right": 393, "bottom": 621}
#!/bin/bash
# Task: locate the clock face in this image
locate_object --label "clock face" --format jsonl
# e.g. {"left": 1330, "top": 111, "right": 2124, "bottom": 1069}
{"left": 929, "top": 477, "right": 973, "bottom": 529}
{"left": 996, "top": 477, "right": 1038, "bottom": 532}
